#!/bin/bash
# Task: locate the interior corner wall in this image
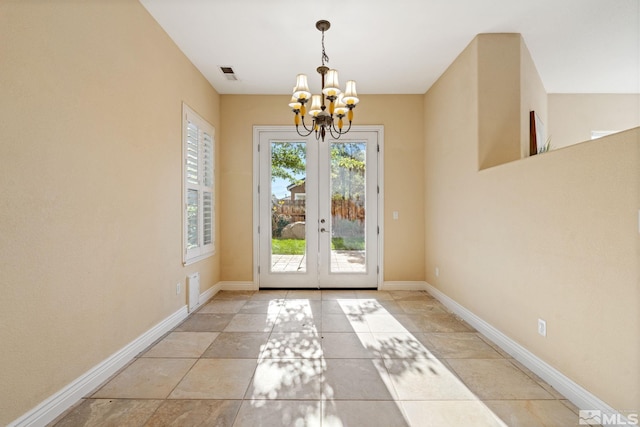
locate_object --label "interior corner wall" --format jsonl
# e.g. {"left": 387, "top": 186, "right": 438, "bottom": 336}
{"left": 220, "top": 94, "right": 425, "bottom": 282}
{"left": 424, "top": 34, "right": 639, "bottom": 411}
{"left": 548, "top": 93, "right": 640, "bottom": 149}
{"left": 477, "top": 34, "right": 521, "bottom": 170}
{"left": 520, "top": 37, "right": 548, "bottom": 157}
{"left": 0, "top": 1, "right": 220, "bottom": 424}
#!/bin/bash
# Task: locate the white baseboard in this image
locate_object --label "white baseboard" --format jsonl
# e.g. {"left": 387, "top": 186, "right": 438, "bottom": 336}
{"left": 13, "top": 282, "right": 228, "bottom": 426}
{"left": 198, "top": 282, "right": 221, "bottom": 306}
{"left": 424, "top": 282, "right": 628, "bottom": 426}
{"left": 219, "top": 281, "right": 259, "bottom": 291}
{"left": 381, "top": 281, "right": 429, "bottom": 291}
{"left": 9, "top": 305, "right": 189, "bottom": 427}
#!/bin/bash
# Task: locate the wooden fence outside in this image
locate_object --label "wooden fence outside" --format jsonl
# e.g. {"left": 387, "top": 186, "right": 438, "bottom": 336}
{"left": 273, "top": 198, "right": 365, "bottom": 223}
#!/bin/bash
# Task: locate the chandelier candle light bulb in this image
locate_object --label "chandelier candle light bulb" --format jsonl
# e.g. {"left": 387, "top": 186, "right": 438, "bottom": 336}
{"left": 289, "top": 20, "right": 359, "bottom": 141}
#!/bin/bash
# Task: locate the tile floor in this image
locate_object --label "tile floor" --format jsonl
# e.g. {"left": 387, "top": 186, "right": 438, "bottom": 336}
{"left": 52, "top": 290, "right": 585, "bottom": 426}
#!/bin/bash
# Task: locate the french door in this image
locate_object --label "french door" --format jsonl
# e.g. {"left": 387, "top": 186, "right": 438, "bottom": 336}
{"left": 254, "top": 126, "right": 381, "bottom": 289}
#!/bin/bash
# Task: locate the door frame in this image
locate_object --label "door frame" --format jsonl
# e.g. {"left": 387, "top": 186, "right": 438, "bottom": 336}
{"left": 252, "top": 125, "right": 384, "bottom": 289}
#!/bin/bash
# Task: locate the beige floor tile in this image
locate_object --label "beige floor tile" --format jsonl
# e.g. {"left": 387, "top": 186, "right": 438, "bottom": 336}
{"left": 322, "top": 359, "right": 397, "bottom": 400}
{"left": 383, "top": 357, "right": 477, "bottom": 400}
{"left": 54, "top": 399, "right": 161, "bottom": 427}
{"left": 198, "top": 299, "right": 248, "bottom": 313}
{"left": 559, "top": 399, "right": 580, "bottom": 415}
{"left": 418, "top": 332, "right": 504, "bottom": 359}
{"left": 400, "top": 400, "right": 507, "bottom": 427}
{"left": 215, "top": 290, "right": 255, "bottom": 300}
{"left": 354, "top": 290, "right": 394, "bottom": 300}
{"left": 274, "top": 304, "right": 321, "bottom": 332}
{"left": 285, "top": 290, "right": 323, "bottom": 300}
{"left": 93, "top": 358, "right": 196, "bottom": 399}
{"left": 397, "top": 300, "right": 447, "bottom": 314}
{"left": 240, "top": 299, "right": 284, "bottom": 314}
{"left": 58, "top": 290, "right": 583, "bottom": 426}
{"left": 250, "top": 290, "right": 289, "bottom": 300}
{"left": 507, "top": 359, "right": 567, "bottom": 399}
{"left": 170, "top": 358, "right": 257, "bottom": 399}
{"left": 405, "top": 313, "right": 475, "bottom": 333}
{"left": 142, "top": 332, "right": 219, "bottom": 358}
{"left": 365, "top": 314, "right": 413, "bottom": 333}
{"left": 224, "top": 313, "right": 277, "bottom": 332}
{"left": 144, "top": 399, "right": 241, "bottom": 426}
{"left": 446, "top": 359, "right": 554, "bottom": 400}
{"left": 174, "top": 313, "right": 234, "bottom": 332}
{"left": 321, "top": 290, "right": 358, "bottom": 300}
{"left": 281, "top": 299, "right": 322, "bottom": 312}
{"left": 321, "top": 313, "right": 369, "bottom": 332}
{"left": 484, "top": 400, "right": 581, "bottom": 427}
{"left": 323, "top": 400, "right": 409, "bottom": 427}
{"left": 202, "top": 332, "right": 270, "bottom": 358}
{"left": 476, "top": 334, "right": 513, "bottom": 358}
{"left": 246, "top": 358, "right": 324, "bottom": 400}
{"left": 273, "top": 319, "right": 321, "bottom": 333}
{"left": 389, "top": 291, "right": 433, "bottom": 301}
{"left": 263, "top": 332, "right": 323, "bottom": 359}
{"left": 334, "top": 298, "right": 386, "bottom": 316}
{"left": 376, "top": 300, "right": 409, "bottom": 314}
{"left": 321, "top": 332, "right": 376, "bottom": 358}
{"left": 233, "top": 400, "right": 321, "bottom": 427}
{"left": 364, "top": 332, "right": 435, "bottom": 360}
{"left": 321, "top": 300, "right": 349, "bottom": 315}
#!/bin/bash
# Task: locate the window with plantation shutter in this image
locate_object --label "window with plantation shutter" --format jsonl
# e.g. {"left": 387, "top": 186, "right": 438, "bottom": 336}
{"left": 183, "top": 103, "right": 215, "bottom": 264}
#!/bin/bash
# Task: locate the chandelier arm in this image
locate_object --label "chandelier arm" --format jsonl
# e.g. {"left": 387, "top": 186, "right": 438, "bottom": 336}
{"left": 295, "top": 124, "right": 315, "bottom": 138}
{"left": 298, "top": 116, "right": 316, "bottom": 133}
{"left": 329, "top": 118, "right": 353, "bottom": 137}
{"left": 327, "top": 124, "right": 343, "bottom": 140}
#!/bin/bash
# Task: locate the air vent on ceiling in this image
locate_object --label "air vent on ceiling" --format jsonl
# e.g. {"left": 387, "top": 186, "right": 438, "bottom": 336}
{"left": 220, "top": 66, "right": 238, "bottom": 81}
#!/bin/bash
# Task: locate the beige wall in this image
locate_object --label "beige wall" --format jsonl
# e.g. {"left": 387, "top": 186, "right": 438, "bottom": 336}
{"left": 425, "top": 35, "right": 639, "bottom": 411}
{"left": 0, "top": 1, "right": 220, "bottom": 424}
{"left": 476, "top": 34, "right": 548, "bottom": 169}
{"left": 220, "top": 95, "right": 425, "bottom": 282}
{"left": 548, "top": 94, "right": 640, "bottom": 149}
{"left": 520, "top": 38, "right": 548, "bottom": 157}
{"left": 477, "top": 34, "right": 521, "bottom": 169}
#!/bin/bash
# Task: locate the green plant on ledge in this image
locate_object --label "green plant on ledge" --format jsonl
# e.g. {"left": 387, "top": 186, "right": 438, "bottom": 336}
{"left": 538, "top": 136, "right": 552, "bottom": 154}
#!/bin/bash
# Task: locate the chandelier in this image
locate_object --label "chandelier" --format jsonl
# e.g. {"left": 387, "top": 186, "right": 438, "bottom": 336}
{"left": 289, "top": 20, "right": 359, "bottom": 141}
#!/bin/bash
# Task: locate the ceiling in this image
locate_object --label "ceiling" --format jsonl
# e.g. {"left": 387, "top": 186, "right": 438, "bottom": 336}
{"left": 139, "top": 0, "right": 639, "bottom": 95}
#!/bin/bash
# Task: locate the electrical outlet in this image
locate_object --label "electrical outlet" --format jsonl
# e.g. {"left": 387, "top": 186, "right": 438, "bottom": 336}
{"left": 538, "top": 318, "right": 547, "bottom": 337}
{"left": 176, "top": 283, "right": 181, "bottom": 295}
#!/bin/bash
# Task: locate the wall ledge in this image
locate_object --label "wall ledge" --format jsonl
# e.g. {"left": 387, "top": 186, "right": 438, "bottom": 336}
{"left": 424, "top": 282, "right": 628, "bottom": 426}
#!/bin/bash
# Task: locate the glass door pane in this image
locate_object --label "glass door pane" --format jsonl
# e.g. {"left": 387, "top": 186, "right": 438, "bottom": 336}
{"left": 258, "top": 127, "right": 377, "bottom": 289}
{"left": 270, "top": 141, "right": 307, "bottom": 273}
{"left": 329, "top": 142, "right": 366, "bottom": 273}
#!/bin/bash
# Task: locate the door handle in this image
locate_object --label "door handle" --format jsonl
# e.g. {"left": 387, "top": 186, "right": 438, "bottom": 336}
{"left": 320, "top": 228, "right": 327, "bottom": 233}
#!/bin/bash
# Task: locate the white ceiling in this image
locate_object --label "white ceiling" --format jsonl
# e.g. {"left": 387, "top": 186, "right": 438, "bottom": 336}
{"left": 139, "top": 0, "right": 639, "bottom": 95}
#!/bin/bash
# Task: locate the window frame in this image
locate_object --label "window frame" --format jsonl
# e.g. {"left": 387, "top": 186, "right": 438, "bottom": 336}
{"left": 182, "top": 103, "right": 215, "bottom": 265}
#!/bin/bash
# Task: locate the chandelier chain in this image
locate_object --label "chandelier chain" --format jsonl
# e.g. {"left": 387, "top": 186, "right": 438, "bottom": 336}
{"left": 321, "top": 30, "right": 329, "bottom": 66}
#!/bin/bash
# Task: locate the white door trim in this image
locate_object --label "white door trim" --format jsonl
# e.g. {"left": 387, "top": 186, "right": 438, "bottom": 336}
{"left": 253, "top": 125, "right": 384, "bottom": 289}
